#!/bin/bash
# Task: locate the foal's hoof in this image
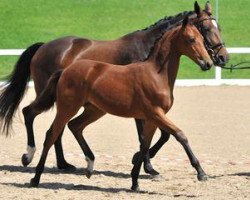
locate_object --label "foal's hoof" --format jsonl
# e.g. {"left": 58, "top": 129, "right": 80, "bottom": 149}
{"left": 198, "top": 173, "right": 208, "bottom": 181}
{"left": 21, "top": 154, "right": 30, "bottom": 167}
{"left": 131, "top": 184, "right": 140, "bottom": 191}
{"left": 58, "top": 163, "right": 76, "bottom": 171}
{"left": 30, "top": 178, "right": 39, "bottom": 187}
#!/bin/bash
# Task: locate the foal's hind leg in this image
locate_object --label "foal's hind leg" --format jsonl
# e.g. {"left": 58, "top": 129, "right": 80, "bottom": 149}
{"left": 22, "top": 104, "right": 74, "bottom": 170}
{"left": 30, "top": 104, "right": 81, "bottom": 187}
{"left": 152, "top": 109, "right": 208, "bottom": 182}
{"left": 68, "top": 104, "right": 106, "bottom": 178}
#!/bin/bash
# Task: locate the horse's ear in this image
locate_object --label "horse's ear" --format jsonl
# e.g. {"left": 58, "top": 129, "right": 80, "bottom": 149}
{"left": 194, "top": 1, "right": 201, "bottom": 17}
{"left": 205, "top": 1, "right": 212, "bottom": 15}
{"left": 182, "top": 16, "right": 189, "bottom": 28}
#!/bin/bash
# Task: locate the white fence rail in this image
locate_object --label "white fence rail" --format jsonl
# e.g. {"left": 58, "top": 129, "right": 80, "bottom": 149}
{"left": 1, "top": 48, "right": 250, "bottom": 86}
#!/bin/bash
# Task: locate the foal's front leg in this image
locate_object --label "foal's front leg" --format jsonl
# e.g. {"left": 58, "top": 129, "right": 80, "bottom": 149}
{"left": 152, "top": 109, "right": 208, "bottom": 181}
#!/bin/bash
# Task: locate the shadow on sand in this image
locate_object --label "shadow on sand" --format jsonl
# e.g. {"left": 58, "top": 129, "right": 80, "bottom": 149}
{"left": 208, "top": 171, "right": 250, "bottom": 179}
{"left": 0, "top": 164, "right": 159, "bottom": 179}
{"left": 0, "top": 181, "right": 163, "bottom": 195}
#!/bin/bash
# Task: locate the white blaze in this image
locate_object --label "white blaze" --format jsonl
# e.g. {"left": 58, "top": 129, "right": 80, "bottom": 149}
{"left": 212, "top": 20, "right": 218, "bottom": 28}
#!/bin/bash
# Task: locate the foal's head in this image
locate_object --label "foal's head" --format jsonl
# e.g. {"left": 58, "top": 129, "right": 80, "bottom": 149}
{"left": 177, "top": 17, "right": 213, "bottom": 71}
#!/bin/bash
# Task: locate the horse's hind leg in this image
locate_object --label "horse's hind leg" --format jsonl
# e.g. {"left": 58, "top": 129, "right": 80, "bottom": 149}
{"left": 68, "top": 104, "right": 106, "bottom": 178}
{"left": 21, "top": 105, "right": 38, "bottom": 167}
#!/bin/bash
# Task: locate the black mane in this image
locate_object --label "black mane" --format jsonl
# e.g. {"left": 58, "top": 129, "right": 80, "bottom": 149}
{"left": 140, "top": 11, "right": 195, "bottom": 61}
{"left": 120, "top": 10, "right": 196, "bottom": 63}
{"left": 140, "top": 11, "right": 194, "bottom": 32}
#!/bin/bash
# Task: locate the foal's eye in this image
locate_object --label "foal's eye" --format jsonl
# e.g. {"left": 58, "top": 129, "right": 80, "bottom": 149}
{"left": 188, "top": 38, "right": 196, "bottom": 44}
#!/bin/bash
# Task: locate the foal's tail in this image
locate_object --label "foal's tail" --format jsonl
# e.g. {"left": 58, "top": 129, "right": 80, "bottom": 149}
{"left": 0, "top": 42, "right": 44, "bottom": 136}
{"left": 30, "top": 70, "right": 62, "bottom": 113}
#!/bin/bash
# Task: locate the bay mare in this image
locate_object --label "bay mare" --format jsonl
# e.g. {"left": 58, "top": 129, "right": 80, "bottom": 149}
{"left": 29, "top": 18, "right": 213, "bottom": 191}
{"left": 0, "top": 2, "right": 228, "bottom": 176}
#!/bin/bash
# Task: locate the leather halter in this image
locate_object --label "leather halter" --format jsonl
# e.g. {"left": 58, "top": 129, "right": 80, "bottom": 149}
{"left": 195, "top": 17, "right": 225, "bottom": 64}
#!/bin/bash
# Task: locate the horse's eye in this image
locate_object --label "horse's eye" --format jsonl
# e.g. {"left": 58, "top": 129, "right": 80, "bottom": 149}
{"left": 203, "top": 26, "right": 211, "bottom": 32}
{"left": 189, "top": 38, "right": 196, "bottom": 44}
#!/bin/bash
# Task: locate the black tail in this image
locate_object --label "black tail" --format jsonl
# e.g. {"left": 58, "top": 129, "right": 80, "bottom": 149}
{"left": 30, "top": 70, "right": 62, "bottom": 113}
{"left": 0, "top": 42, "right": 44, "bottom": 136}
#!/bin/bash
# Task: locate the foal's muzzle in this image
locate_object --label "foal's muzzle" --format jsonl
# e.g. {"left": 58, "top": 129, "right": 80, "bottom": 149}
{"left": 198, "top": 59, "right": 213, "bottom": 71}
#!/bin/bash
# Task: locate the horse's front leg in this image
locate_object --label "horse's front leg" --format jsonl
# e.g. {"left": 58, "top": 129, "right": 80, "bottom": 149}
{"left": 132, "top": 119, "right": 159, "bottom": 176}
{"left": 68, "top": 104, "right": 106, "bottom": 178}
{"left": 131, "top": 120, "right": 157, "bottom": 191}
{"left": 152, "top": 109, "right": 208, "bottom": 181}
{"left": 54, "top": 128, "right": 76, "bottom": 170}
{"left": 148, "top": 129, "right": 170, "bottom": 159}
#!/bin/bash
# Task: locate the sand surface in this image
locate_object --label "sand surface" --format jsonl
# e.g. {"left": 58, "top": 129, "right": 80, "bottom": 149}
{"left": 0, "top": 86, "right": 249, "bottom": 199}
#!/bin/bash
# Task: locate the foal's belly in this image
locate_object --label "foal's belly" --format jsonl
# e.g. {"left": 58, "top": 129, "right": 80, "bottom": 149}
{"left": 87, "top": 78, "right": 143, "bottom": 118}
{"left": 88, "top": 89, "right": 142, "bottom": 118}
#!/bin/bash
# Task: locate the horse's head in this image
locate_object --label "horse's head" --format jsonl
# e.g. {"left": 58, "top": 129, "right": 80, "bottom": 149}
{"left": 178, "top": 17, "right": 213, "bottom": 71}
{"left": 193, "top": 1, "right": 229, "bottom": 66}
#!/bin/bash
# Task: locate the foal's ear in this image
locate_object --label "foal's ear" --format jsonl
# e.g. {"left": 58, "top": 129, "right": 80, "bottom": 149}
{"left": 194, "top": 1, "right": 201, "bottom": 17}
{"left": 182, "top": 16, "right": 189, "bottom": 28}
{"left": 205, "top": 1, "right": 212, "bottom": 15}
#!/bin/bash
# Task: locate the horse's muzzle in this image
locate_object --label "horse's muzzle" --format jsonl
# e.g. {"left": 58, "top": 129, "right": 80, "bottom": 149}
{"left": 214, "top": 54, "right": 230, "bottom": 67}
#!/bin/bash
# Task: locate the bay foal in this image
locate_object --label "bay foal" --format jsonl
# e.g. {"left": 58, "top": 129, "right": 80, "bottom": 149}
{"left": 30, "top": 18, "right": 213, "bottom": 191}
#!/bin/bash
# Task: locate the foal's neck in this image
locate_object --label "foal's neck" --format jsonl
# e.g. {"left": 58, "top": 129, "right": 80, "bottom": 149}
{"left": 146, "top": 27, "right": 182, "bottom": 90}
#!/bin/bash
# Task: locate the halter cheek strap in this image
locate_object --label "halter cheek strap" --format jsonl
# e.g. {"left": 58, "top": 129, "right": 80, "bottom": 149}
{"left": 194, "top": 17, "right": 225, "bottom": 62}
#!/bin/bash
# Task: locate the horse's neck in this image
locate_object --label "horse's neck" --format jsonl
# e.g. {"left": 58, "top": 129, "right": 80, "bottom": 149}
{"left": 120, "top": 11, "right": 196, "bottom": 62}
{"left": 121, "top": 31, "right": 160, "bottom": 62}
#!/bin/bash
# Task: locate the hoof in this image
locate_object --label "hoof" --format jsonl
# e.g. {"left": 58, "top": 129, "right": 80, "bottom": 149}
{"left": 58, "top": 163, "right": 76, "bottom": 171}
{"left": 132, "top": 152, "right": 140, "bottom": 165}
{"left": 131, "top": 184, "right": 140, "bottom": 191}
{"left": 21, "top": 154, "right": 30, "bottom": 167}
{"left": 198, "top": 173, "right": 208, "bottom": 181}
{"left": 144, "top": 167, "right": 160, "bottom": 176}
{"left": 30, "top": 178, "right": 39, "bottom": 187}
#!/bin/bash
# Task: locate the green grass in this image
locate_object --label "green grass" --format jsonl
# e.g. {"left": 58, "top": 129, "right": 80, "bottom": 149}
{"left": 0, "top": 0, "right": 250, "bottom": 79}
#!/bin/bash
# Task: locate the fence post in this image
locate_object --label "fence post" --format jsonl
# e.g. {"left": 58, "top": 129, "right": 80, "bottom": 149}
{"left": 215, "top": 0, "right": 221, "bottom": 82}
